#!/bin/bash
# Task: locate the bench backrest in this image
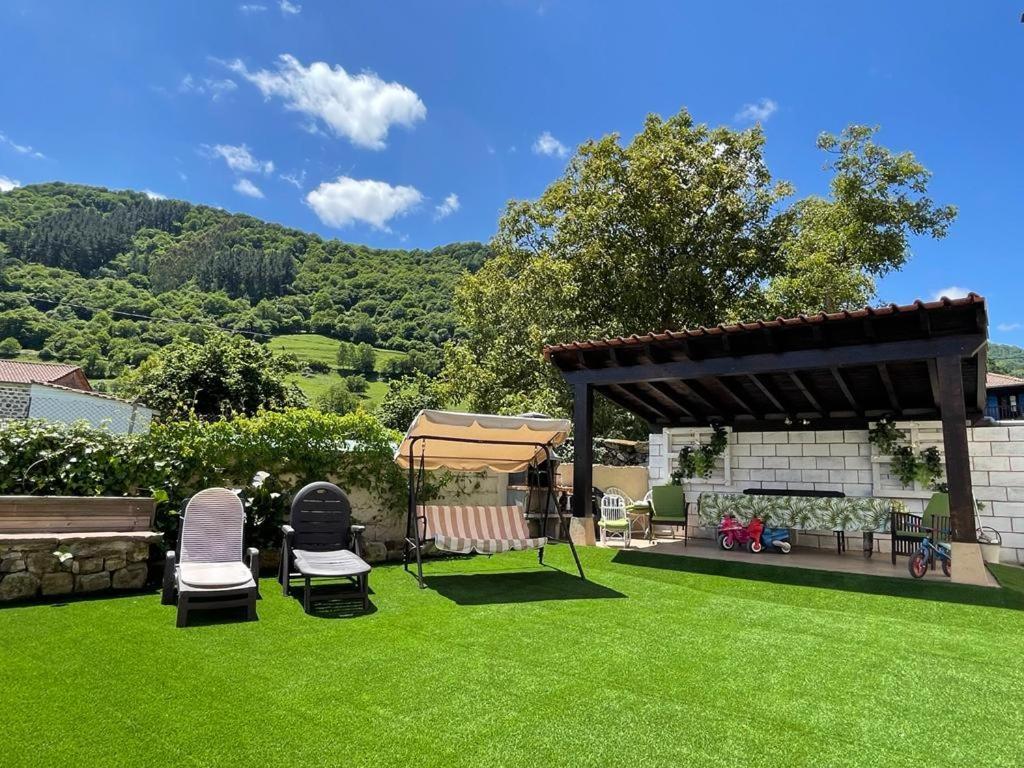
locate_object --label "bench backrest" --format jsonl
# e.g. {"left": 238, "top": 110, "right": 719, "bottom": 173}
{"left": 0, "top": 496, "right": 156, "bottom": 534}
{"left": 420, "top": 505, "right": 530, "bottom": 542}
{"left": 290, "top": 481, "right": 352, "bottom": 552}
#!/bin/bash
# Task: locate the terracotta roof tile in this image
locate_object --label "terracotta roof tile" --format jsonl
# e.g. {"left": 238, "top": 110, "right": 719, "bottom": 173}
{"left": 543, "top": 293, "right": 986, "bottom": 358}
{"left": 986, "top": 372, "right": 1024, "bottom": 389}
{"left": 0, "top": 360, "right": 86, "bottom": 385}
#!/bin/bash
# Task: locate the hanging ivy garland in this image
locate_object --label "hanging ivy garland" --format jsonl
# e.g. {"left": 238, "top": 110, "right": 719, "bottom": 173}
{"left": 671, "top": 424, "right": 729, "bottom": 482}
{"left": 868, "top": 417, "right": 944, "bottom": 489}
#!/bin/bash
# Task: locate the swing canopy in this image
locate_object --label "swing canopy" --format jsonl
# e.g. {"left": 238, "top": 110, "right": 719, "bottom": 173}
{"left": 394, "top": 410, "right": 571, "bottom": 472}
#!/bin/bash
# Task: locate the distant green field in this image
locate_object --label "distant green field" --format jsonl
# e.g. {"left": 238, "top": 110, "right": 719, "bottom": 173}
{"left": 268, "top": 334, "right": 406, "bottom": 408}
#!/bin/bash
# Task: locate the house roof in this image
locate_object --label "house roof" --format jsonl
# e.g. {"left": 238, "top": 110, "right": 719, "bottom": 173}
{"left": 0, "top": 361, "right": 91, "bottom": 390}
{"left": 29, "top": 381, "right": 151, "bottom": 409}
{"left": 986, "top": 372, "right": 1024, "bottom": 390}
{"left": 545, "top": 295, "right": 989, "bottom": 430}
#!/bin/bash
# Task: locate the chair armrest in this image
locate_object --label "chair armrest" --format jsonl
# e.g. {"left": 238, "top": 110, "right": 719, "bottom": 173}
{"left": 351, "top": 524, "right": 366, "bottom": 556}
{"left": 281, "top": 524, "right": 295, "bottom": 537}
{"left": 161, "top": 550, "right": 176, "bottom": 605}
{"left": 247, "top": 547, "right": 259, "bottom": 582}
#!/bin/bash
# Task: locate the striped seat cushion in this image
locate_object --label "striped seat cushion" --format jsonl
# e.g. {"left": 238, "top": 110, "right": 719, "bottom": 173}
{"left": 420, "top": 505, "right": 546, "bottom": 554}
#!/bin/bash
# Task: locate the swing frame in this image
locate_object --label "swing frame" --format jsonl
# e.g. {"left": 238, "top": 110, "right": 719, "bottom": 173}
{"left": 402, "top": 433, "right": 586, "bottom": 589}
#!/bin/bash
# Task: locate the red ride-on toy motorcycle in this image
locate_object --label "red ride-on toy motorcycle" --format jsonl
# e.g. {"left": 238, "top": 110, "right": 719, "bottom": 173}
{"left": 717, "top": 513, "right": 754, "bottom": 551}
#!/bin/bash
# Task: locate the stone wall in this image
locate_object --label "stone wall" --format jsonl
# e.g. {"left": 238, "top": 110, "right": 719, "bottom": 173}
{"left": 0, "top": 383, "right": 30, "bottom": 421}
{"left": 648, "top": 421, "right": 1024, "bottom": 564}
{"left": 345, "top": 470, "right": 507, "bottom": 563}
{"left": 0, "top": 532, "right": 160, "bottom": 601}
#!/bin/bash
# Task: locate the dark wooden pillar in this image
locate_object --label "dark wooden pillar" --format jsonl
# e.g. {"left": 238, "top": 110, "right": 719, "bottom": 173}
{"left": 572, "top": 382, "right": 594, "bottom": 518}
{"left": 936, "top": 355, "right": 977, "bottom": 543}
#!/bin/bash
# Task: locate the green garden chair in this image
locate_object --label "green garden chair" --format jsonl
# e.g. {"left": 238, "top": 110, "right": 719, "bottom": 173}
{"left": 649, "top": 485, "right": 688, "bottom": 544}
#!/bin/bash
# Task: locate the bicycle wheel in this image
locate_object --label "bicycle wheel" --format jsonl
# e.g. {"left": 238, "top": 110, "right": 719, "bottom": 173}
{"left": 941, "top": 557, "right": 951, "bottom": 578}
{"left": 909, "top": 552, "right": 928, "bottom": 579}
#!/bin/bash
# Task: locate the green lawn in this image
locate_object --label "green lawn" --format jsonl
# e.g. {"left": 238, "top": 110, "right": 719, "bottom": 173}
{"left": 3, "top": 548, "right": 1024, "bottom": 767}
{"left": 267, "top": 333, "right": 406, "bottom": 407}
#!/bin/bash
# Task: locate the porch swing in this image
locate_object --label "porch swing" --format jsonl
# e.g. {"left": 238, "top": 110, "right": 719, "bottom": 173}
{"left": 396, "top": 410, "right": 586, "bottom": 589}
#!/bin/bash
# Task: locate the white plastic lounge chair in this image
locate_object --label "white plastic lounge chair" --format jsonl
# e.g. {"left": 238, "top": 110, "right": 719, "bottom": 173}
{"left": 161, "top": 487, "right": 259, "bottom": 628}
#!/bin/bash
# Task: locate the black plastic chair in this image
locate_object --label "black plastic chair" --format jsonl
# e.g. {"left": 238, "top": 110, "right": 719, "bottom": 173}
{"left": 280, "top": 482, "right": 371, "bottom": 614}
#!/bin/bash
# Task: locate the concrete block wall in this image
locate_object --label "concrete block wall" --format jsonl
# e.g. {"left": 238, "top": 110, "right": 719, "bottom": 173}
{"left": 649, "top": 421, "right": 1024, "bottom": 564}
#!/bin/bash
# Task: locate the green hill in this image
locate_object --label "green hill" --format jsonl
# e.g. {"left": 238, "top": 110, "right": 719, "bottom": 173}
{"left": 0, "top": 182, "right": 489, "bottom": 381}
{"left": 988, "top": 343, "right": 1024, "bottom": 377}
{"left": 267, "top": 333, "right": 405, "bottom": 406}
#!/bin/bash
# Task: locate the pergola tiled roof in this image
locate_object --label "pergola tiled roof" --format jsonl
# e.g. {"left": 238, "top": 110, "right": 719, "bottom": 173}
{"left": 544, "top": 294, "right": 988, "bottom": 430}
{"left": 986, "top": 371, "right": 1024, "bottom": 390}
{"left": 547, "top": 294, "right": 990, "bottom": 546}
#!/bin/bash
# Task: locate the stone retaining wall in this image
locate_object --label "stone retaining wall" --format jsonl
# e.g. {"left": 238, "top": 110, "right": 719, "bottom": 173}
{"left": 0, "top": 532, "right": 161, "bottom": 601}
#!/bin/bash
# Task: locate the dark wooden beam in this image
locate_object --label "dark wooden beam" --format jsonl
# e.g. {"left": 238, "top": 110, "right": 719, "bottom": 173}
{"left": 559, "top": 334, "right": 986, "bottom": 386}
{"left": 925, "top": 359, "right": 942, "bottom": 411}
{"left": 976, "top": 343, "right": 988, "bottom": 414}
{"left": 644, "top": 381, "right": 696, "bottom": 419}
{"left": 936, "top": 356, "right": 976, "bottom": 543}
{"left": 598, "top": 385, "right": 664, "bottom": 425}
{"left": 716, "top": 377, "right": 757, "bottom": 416}
{"left": 616, "top": 383, "right": 674, "bottom": 421}
{"left": 876, "top": 363, "right": 902, "bottom": 415}
{"left": 572, "top": 382, "right": 593, "bottom": 519}
{"left": 830, "top": 367, "right": 862, "bottom": 416}
{"left": 746, "top": 373, "right": 788, "bottom": 414}
{"left": 789, "top": 372, "right": 824, "bottom": 413}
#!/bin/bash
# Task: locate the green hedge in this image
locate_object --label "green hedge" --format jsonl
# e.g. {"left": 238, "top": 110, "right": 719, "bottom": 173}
{"left": 0, "top": 409, "right": 406, "bottom": 547}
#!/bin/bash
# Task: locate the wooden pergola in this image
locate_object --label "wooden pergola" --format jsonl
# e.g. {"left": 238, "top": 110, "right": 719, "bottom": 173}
{"left": 544, "top": 295, "right": 989, "bottom": 545}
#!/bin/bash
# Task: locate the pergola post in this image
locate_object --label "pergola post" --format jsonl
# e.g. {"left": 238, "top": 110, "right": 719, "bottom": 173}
{"left": 572, "top": 382, "right": 593, "bottom": 519}
{"left": 937, "top": 355, "right": 989, "bottom": 585}
{"left": 935, "top": 355, "right": 976, "bottom": 543}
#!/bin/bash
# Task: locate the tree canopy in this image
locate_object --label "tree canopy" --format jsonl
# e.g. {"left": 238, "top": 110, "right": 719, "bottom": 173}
{"left": 443, "top": 111, "right": 956, "bottom": 432}
{"left": 117, "top": 333, "right": 306, "bottom": 420}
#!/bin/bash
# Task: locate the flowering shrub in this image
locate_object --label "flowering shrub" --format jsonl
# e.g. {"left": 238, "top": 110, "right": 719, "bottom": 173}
{"left": 0, "top": 409, "right": 406, "bottom": 543}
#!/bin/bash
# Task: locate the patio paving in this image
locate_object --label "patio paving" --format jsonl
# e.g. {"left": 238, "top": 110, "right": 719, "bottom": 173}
{"left": 598, "top": 536, "right": 1002, "bottom": 587}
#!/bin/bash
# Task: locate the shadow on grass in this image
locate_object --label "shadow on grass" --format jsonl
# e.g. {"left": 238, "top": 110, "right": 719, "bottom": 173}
{"left": 424, "top": 569, "right": 625, "bottom": 605}
{"left": 284, "top": 586, "right": 378, "bottom": 619}
{"left": 613, "top": 550, "right": 1024, "bottom": 611}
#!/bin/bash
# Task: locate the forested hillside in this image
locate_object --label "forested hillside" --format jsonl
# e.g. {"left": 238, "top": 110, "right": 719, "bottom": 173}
{"left": 0, "top": 183, "right": 489, "bottom": 377}
{"left": 988, "top": 343, "right": 1024, "bottom": 378}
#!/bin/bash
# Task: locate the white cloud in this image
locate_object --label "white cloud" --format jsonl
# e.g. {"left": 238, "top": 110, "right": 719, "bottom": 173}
{"left": 142, "top": 189, "right": 166, "bottom": 200}
{"left": 735, "top": 98, "right": 778, "bottom": 123}
{"left": 931, "top": 286, "right": 972, "bottom": 301}
{"left": 203, "top": 143, "right": 274, "bottom": 174}
{"left": 997, "top": 323, "right": 1021, "bottom": 333}
{"left": 228, "top": 54, "right": 426, "bottom": 149}
{"left": 434, "top": 192, "right": 460, "bottom": 220}
{"left": 239, "top": 3, "right": 267, "bottom": 11}
{"left": 0, "top": 175, "right": 21, "bottom": 192}
{"left": 279, "top": 0, "right": 301, "bottom": 14}
{"left": 532, "top": 131, "right": 568, "bottom": 158}
{"left": 234, "top": 178, "right": 265, "bottom": 198}
{"left": 179, "top": 74, "right": 237, "bottom": 100}
{"left": 306, "top": 176, "right": 422, "bottom": 230}
{"left": 0, "top": 131, "right": 45, "bottom": 159}
{"left": 279, "top": 170, "right": 306, "bottom": 189}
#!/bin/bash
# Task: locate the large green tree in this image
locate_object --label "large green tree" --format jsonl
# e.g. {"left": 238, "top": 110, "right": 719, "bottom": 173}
{"left": 117, "top": 333, "right": 305, "bottom": 420}
{"left": 444, "top": 111, "right": 955, "bottom": 430}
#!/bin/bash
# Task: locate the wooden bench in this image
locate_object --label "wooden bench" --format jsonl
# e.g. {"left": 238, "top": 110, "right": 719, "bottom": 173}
{"left": 0, "top": 496, "right": 155, "bottom": 534}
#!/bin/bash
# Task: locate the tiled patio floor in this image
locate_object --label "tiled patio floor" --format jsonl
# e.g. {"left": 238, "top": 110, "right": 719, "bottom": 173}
{"left": 598, "top": 536, "right": 1002, "bottom": 587}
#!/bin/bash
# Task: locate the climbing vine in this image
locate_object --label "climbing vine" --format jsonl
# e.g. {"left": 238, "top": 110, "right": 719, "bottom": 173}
{"left": 671, "top": 424, "right": 729, "bottom": 482}
{"left": 868, "top": 417, "right": 944, "bottom": 489}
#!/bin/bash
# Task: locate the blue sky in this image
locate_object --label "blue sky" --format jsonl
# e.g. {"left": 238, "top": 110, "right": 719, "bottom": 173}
{"left": 1, "top": 2, "right": 1022, "bottom": 339}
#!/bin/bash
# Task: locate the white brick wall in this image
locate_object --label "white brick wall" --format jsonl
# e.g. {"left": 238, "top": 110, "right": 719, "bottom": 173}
{"left": 651, "top": 421, "right": 1024, "bottom": 564}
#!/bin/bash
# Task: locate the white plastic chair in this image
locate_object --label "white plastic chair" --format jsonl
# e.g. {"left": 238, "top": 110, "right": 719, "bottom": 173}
{"left": 599, "top": 492, "right": 630, "bottom": 547}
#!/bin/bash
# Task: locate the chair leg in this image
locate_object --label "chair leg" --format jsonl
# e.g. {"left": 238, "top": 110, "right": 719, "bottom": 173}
{"left": 247, "top": 592, "right": 257, "bottom": 621}
{"left": 176, "top": 595, "right": 188, "bottom": 628}
{"left": 303, "top": 577, "right": 311, "bottom": 614}
{"left": 538, "top": 546, "right": 545, "bottom": 564}
{"left": 362, "top": 574, "right": 369, "bottom": 612}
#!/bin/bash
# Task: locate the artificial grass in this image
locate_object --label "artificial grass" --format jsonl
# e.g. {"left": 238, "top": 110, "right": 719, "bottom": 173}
{"left": 2, "top": 547, "right": 1023, "bottom": 767}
